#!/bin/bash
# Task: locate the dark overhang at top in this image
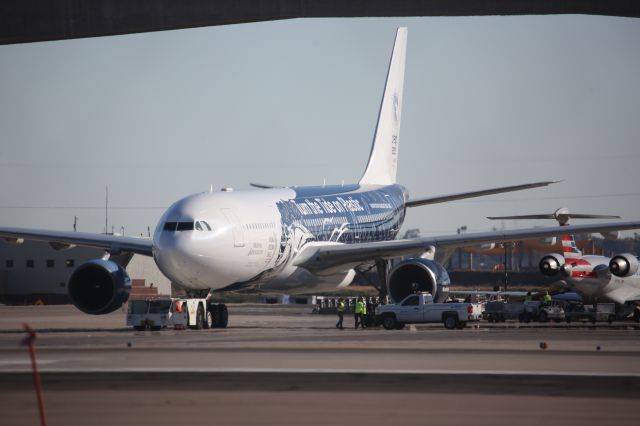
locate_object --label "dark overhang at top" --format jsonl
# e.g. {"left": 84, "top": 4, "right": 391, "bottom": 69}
{"left": 2, "top": 0, "right": 639, "bottom": 45}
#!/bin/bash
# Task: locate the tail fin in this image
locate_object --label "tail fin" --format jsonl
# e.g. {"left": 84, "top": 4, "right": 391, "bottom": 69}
{"left": 561, "top": 227, "right": 582, "bottom": 260}
{"left": 359, "top": 27, "right": 407, "bottom": 186}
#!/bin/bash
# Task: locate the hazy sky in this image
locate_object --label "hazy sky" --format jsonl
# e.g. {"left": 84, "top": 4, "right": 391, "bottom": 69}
{"left": 1, "top": 16, "right": 639, "bottom": 237}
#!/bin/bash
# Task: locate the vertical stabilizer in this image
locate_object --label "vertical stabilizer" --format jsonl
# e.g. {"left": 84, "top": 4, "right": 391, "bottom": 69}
{"left": 359, "top": 27, "right": 407, "bottom": 186}
{"left": 561, "top": 227, "right": 583, "bottom": 260}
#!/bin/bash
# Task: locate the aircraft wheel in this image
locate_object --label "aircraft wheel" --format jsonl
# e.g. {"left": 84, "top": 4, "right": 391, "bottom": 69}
{"left": 192, "top": 303, "right": 204, "bottom": 330}
{"left": 204, "top": 307, "right": 214, "bottom": 329}
{"left": 214, "top": 303, "right": 229, "bottom": 328}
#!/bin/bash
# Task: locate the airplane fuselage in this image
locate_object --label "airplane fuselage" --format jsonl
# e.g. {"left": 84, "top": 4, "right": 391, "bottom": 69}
{"left": 564, "top": 255, "right": 640, "bottom": 304}
{"left": 152, "top": 184, "right": 407, "bottom": 291}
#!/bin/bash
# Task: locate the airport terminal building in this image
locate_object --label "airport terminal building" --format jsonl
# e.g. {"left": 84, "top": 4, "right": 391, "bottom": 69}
{"left": 0, "top": 239, "right": 170, "bottom": 304}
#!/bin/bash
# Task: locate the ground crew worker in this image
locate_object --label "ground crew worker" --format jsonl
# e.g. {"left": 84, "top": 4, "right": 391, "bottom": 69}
{"left": 336, "top": 298, "right": 345, "bottom": 330}
{"left": 543, "top": 291, "right": 552, "bottom": 305}
{"left": 525, "top": 292, "right": 532, "bottom": 302}
{"left": 360, "top": 298, "right": 368, "bottom": 328}
{"left": 354, "top": 297, "right": 364, "bottom": 329}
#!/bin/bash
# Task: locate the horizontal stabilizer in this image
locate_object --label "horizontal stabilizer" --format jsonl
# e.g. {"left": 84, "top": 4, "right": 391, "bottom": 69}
{"left": 406, "top": 181, "right": 558, "bottom": 208}
{"left": 488, "top": 207, "right": 620, "bottom": 226}
{"left": 250, "top": 182, "right": 279, "bottom": 189}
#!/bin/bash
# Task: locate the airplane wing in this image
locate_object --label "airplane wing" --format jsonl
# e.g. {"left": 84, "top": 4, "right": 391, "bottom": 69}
{"left": 0, "top": 227, "right": 153, "bottom": 256}
{"left": 450, "top": 290, "right": 537, "bottom": 297}
{"left": 406, "top": 181, "right": 557, "bottom": 207}
{"left": 293, "top": 221, "right": 640, "bottom": 273}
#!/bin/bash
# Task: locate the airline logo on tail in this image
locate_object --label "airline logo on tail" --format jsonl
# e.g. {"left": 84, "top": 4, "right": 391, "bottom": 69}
{"left": 561, "top": 232, "right": 582, "bottom": 260}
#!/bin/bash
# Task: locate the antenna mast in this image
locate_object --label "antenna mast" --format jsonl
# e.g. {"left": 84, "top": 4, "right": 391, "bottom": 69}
{"left": 105, "top": 186, "right": 108, "bottom": 234}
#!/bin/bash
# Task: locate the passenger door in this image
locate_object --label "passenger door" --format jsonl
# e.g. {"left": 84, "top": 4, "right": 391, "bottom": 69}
{"left": 221, "top": 208, "right": 245, "bottom": 247}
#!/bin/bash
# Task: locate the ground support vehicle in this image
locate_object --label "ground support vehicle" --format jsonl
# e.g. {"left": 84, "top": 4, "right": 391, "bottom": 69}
{"left": 127, "top": 298, "right": 228, "bottom": 330}
{"left": 483, "top": 301, "right": 525, "bottom": 322}
{"left": 537, "top": 303, "right": 565, "bottom": 323}
{"left": 564, "top": 303, "right": 616, "bottom": 324}
{"left": 375, "top": 292, "right": 482, "bottom": 330}
{"left": 517, "top": 301, "right": 565, "bottom": 323}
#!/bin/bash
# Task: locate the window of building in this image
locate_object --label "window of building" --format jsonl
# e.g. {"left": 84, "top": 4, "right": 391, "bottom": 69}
{"left": 26, "top": 260, "right": 34, "bottom": 268}
{"left": 5, "top": 260, "right": 14, "bottom": 268}
{"left": 65, "top": 259, "right": 75, "bottom": 268}
{"left": 46, "top": 259, "right": 55, "bottom": 268}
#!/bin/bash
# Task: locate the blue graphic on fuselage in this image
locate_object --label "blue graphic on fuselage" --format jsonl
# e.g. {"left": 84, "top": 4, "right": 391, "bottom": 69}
{"left": 276, "top": 184, "right": 407, "bottom": 246}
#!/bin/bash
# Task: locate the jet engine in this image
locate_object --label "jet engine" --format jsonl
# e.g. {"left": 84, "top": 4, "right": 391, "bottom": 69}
{"left": 388, "top": 258, "right": 450, "bottom": 302}
{"left": 67, "top": 259, "right": 131, "bottom": 315}
{"left": 539, "top": 253, "right": 565, "bottom": 277}
{"left": 609, "top": 253, "right": 640, "bottom": 278}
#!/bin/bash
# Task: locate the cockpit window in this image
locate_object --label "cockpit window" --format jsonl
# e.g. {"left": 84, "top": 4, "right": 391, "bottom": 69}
{"left": 163, "top": 222, "right": 177, "bottom": 231}
{"left": 176, "top": 222, "right": 194, "bottom": 231}
{"left": 195, "top": 220, "right": 212, "bottom": 231}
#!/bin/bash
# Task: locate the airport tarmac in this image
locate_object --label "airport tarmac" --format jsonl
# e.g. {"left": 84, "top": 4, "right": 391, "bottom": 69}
{"left": 1, "top": 304, "right": 639, "bottom": 425}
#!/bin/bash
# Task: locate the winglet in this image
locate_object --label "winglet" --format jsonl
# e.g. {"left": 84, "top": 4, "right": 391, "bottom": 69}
{"left": 359, "top": 27, "right": 407, "bottom": 186}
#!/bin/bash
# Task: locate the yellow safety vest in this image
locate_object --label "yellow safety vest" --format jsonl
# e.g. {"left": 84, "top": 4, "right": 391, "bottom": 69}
{"left": 355, "top": 301, "right": 363, "bottom": 314}
{"left": 337, "top": 301, "right": 345, "bottom": 312}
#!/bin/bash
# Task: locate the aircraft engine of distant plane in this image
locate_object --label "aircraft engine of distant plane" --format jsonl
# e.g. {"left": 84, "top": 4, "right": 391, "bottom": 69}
{"left": 609, "top": 253, "right": 640, "bottom": 277}
{"left": 539, "top": 253, "right": 565, "bottom": 277}
{"left": 67, "top": 259, "right": 131, "bottom": 315}
{"left": 387, "top": 258, "right": 450, "bottom": 302}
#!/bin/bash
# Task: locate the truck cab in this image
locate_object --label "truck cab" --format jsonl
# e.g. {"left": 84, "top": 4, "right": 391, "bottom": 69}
{"left": 376, "top": 292, "right": 482, "bottom": 330}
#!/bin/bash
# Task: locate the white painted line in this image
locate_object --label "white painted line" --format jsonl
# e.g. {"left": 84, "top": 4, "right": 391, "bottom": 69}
{"left": 1, "top": 367, "right": 639, "bottom": 377}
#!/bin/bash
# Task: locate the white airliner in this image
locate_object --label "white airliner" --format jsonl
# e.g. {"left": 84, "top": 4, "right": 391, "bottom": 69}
{"left": 489, "top": 208, "right": 640, "bottom": 318}
{"left": 1, "top": 28, "right": 639, "bottom": 326}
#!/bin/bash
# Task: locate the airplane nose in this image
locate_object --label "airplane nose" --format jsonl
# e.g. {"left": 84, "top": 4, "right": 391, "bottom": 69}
{"left": 153, "top": 230, "right": 197, "bottom": 285}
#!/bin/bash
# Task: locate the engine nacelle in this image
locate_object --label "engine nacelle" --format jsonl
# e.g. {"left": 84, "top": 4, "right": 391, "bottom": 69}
{"left": 388, "top": 258, "right": 450, "bottom": 303}
{"left": 539, "top": 253, "right": 565, "bottom": 277}
{"left": 68, "top": 259, "right": 131, "bottom": 315}
{"left": 609, "top": 253, "right": 640, "bottom": 277}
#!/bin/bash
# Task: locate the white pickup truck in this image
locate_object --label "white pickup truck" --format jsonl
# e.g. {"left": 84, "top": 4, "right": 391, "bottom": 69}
{"left": 375, "top": 292, "right": 483, "bottom": 330}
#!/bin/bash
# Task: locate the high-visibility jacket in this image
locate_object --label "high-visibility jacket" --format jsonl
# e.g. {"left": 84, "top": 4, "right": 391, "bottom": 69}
{"left": 361, "top": 302, "right": 367, "bottom": 315}
{"left": 543, "top": 294, "right": 552, "bottom": 304}
{"left": 355, "top": 301, "right": 364, "bottom": 314}
{"left": 337, "top": 301, "right": 345, "bottom": 313}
